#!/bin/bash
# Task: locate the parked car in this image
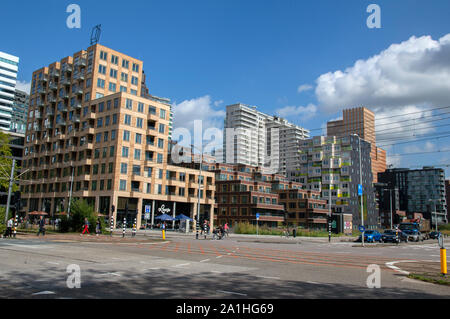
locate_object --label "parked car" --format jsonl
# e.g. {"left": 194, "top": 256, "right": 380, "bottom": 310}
{"left": 402, "top": 230, "right": 424, "bottom": 242}
{"left": 429, "top": 231, "right": 442, "bottom": 239}
{"left": 381, "top": 230, "right": 408, "bottom": 243}
{"left": 357, "top": 230, "right": 382, "bottom": 243}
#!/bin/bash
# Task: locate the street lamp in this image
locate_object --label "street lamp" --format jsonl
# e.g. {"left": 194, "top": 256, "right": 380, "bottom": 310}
{"left": 190, "top": 144, "right": 204, "bottom": 240}
{"left": 383, "top": 188, "right": 398, "bottom": 230}
{"left": 429, "top": 199, "right": 439, "bottom": 232}
{"left": 353, "top": 134, "right": 364, "bottom": 247}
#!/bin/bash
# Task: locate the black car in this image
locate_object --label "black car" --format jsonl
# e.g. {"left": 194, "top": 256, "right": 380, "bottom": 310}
{"left": 381, "top": 230, "right": 408, "bottom": 243}
{"left": 429, "top": 231, "right": 442, "bottom": 239}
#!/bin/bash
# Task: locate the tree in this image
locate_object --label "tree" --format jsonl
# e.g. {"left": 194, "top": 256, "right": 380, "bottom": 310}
{"left": 69, "top": 199, "right": 98, "bottom": 233}
{"left": 0, "top": 131, "right": 19, "bottom": 192}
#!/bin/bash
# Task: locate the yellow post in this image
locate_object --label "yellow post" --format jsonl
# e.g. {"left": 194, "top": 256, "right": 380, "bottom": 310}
{"left": 441, "top": 249, "right": 447, "bottom": 276}
{"left": 162, "top": 230, "right": 166, "bottom": 240}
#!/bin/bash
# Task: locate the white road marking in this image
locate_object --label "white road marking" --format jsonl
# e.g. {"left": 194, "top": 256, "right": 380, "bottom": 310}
{"left": 385, "top": 261, "right": 417, "bottom": 275}
{"left": 173, "top": 263, "right": 191, "bottom": 268}
{"left": 306, "top": 281, "right": 320, "bottom": 285}
{"left": 216, "top": 256, "right": 223, "bottom": 259}
{"left": 217, "top": 290, "right": 247, "bottom": 296}
{"left": 47, "top": 262, "right": 60, "bottom": 265}
{"left": 99, "top": 272, "right": 121, "bottom": 277}
{"left": 256, "top": 276, "right": 281, "bottom": 280}
{"left": 32, "top": 291, "right": 56, "bottom": 295}
{"left": 200, "top": 259, "right": 210, "bottom": 263}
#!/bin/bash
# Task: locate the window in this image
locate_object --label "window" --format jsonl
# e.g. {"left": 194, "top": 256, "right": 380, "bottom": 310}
{"left": 132, "top": 63, "right": 139, "bottom": 72}
{"left": 94, "top": 149, "right": 100, "bottom": 159}
{"left": 121, "top": 73, "right": 128, "bottom": 82}
{"left": 134, "top": 149, "right": 141, "bottom": 160}
{"left": 95, "top": 133, "right": 101, "bottom": 143}
{"left": 97, "top": 79, "right": 105, "bottom": 88}
{"left": 97, "top": 118, "right": 103, "bottom": 128}
{"left": 86, "top": 78, "right": 92, "bottom": 88}
{"left": 133, "top": 165, "right": 141, "bottom": 176}
{"left": 100, "top": 51, "right": 107, "bottom": 60}
{"left": 157, "top": 154, "right": 163, "bottom": 163}
{"left": 131, "top": 76, "right": 138, "bottom": 85}
{"left": 136, "top": 118, "right": 143, "bottom": 128}
{"left": 98, "top": 65, "right": 106, "bottom": 74}
{"left": 110, "top": 146, "right": 115, "bottom": 157}
{"left": 114, "top": 98, "right": 119, "bottom": 108}
{"left": 149, "top": 106, "right": 156, "bottom": 115}
{"left": 122, "top": 146, "right": 129, "bottom": 158}
{"left": 159, "top": 124, "right": 165, "bottom": 134}
{"left": 124, "top": 114, "right": 131, "bottom": 125}
{"left": 160, "top": 109, "right": 166, "bottom": 119}
{"left": 109, "top": 83, "right": 116, "bottom": 92}
{"left": 138, "top": 103, "right": 144, "bottom": 113}
{"left": 158, "top": 139, "right": 164, "bottom": 149}
{"left": 93, "top": 165, "right": 99, "bottom": 175}
{"left": 122, "top": 59, "right": 129, "bottom": 69}
{"left": 135, "top": 133, "right": 142, "bottom": 144}
{"left": 110, "top": 69, "right": 117, "bottom": 79}
{"left": 120, "top": 163, "right": 127, "bottom": 174}
{"left": 126, "top": 99, "right": 133, "bottom": 110}
{"left": 111, "top": 130, "right": 116, "bottom": 140}
{"left": 123, "top": 130, "right": 130, "bottom": 141}
{"left": 112, "top": 114, "right": 117, "bottom": 124}
{"left": 130, "top": 89, "right": 137, "bottom": 96}
{"left": 111, "top": 55, "right": 118, "bottom": 65}
{"left": 120, "top": 86, "right": 127, "bottom": 93}
{"left": 119, "top": 180, "right": 126, "bottom": 191}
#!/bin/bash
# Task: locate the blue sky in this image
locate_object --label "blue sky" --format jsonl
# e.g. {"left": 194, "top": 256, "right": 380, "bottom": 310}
{"left": 2, "top": 0, "right": 450, "bottom": 175}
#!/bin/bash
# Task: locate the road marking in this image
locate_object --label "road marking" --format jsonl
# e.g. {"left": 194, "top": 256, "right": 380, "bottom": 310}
{"left": 256, "top": 276, "right": 281, "bottom": 280}
{"left": 200, "top": 259, "right": 210, "bottom": 263}
{"left": 216, "top": 256, "right": 223, "bottom": 259}
{"left": 173, "top": 263, "right": 191, "bottom": 268}
{"left": 306, "top": 281, "right": 320, "bottom": 285}
{"left": 99, "top": 272, "right": 121, "bottom": 277}
{"left": 385, "top": 261, "right": 417, "bottom": 275}
{"left": 211, "top": 271, "right": 222, "bottom": 274}
{"left": 217, "top": 290, "right": 247, "bottom": 296}
{"left": 47, "top": 262, "right": 60, "bottom": 265}
{"left": 32, "top": 291, "right": 56, "bottom": 295}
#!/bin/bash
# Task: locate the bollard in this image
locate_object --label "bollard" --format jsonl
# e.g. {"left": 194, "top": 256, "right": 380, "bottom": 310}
{"left": 441, "top": 248, "right": 447, "bottom": 276}
{"left": 132, "top": 218, "right": 137, "bottom": 237}
{"left": 110, "top": 216, "right": 114, "bottom": 237}
{"left": 13, "top": 214, "right": 18, "bottom": 238}
{"left": 122, "top": 218, "right": 126, "bottom": 238}
{"left": 162, "top": 223, "right": 166, "bottom": 240}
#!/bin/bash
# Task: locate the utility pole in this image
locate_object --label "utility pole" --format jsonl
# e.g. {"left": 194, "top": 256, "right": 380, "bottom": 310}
{"left": 4, "top": 159, "right": 15, "bottom": 225}
{"left": 328, "top": 169, "right": 332, "bottom": 243}
{"left": 196, "top": 150, "right": 203, "bottom": 240}
{"left": 355, "top": 135, "right": 365, "bottom": 247}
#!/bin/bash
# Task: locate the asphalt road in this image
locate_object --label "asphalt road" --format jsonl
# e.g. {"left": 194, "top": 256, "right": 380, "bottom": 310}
{"left": 0, "top": 234, "right": 449, "bottom": 299}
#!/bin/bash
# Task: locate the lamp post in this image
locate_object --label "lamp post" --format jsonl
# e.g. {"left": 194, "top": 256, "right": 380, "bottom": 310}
{"left": 429, "top": 199, "right": 439, "bottom": 232}
{"left": 191, "top": 144, "right": 204, "bottom": 240}
{"left": 353, "top": 134, "right": 364, "bottom": 247}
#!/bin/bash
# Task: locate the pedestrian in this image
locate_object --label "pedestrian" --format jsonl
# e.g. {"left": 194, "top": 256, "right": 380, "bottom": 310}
{"left": 224, "top": 223, "right": 229, "bottom": 237}
{"left": 292, "top": 227, "right": 297, "bottom": 238}
{"left": 81, "top": 218, "right": 90, "bottom": 236}
{"left": 6, "top": 218, "right": 13, "bottom": 238}
{"left": 37, "top": 216, "right": 46, "bottom": 237}
{"left": 96, "top": 218, "right": 101, "bottom": 237}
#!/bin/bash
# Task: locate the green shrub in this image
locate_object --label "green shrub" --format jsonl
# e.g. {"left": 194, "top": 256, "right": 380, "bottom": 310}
{"left": 0, "top": 207, "right": 6, "bottom": 235}
{"left": 69, "top": 199, "right": 97, "bottom": 233}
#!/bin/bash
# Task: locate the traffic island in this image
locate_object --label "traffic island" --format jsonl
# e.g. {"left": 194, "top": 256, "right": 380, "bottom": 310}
{"left": 397, "top": 261, "right": 450, "bottom": 286}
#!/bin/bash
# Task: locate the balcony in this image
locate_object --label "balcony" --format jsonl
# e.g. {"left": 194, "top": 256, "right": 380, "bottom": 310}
{"left": 47, "top": 96, "right": 57, "bottom": 103}
{"left": 49, "top": 83, "right": 58, "bottom": 91}
{"left": 71, "top": 116, "right": 80, "bottom": 123}
{"left": 49, "top": 69, "right": 60, "bottom": 78}
{"left": 74, "top": 58, "right": 87, "bottom": 67}
{"left": 61, "top": 78, "right": 71, "bottom": 86}
{"left": 34, "top": 112, "right": 43, "bottom": 120}
{"left": 46, "top": 108, "right": 55, "bottom": 116}
{"left": 72, "top": 101, "right": 82, "bottom": 109}
{"left": 74, "top": 87, "right": 84, "bottom": 95}
{"left": 73, "top": 73, "right": 85, "bottom": 81}
{"left": 44, "top": 123, "right": 53, "bottom": 129}
{"left": 56, "top": 120, "right": 67, "bottom": 127}
{"left": 59, "top": 93, "right": 69, "bottom": 100}
{"left": 62, "top": 65, "right": 73, "bottom": 73}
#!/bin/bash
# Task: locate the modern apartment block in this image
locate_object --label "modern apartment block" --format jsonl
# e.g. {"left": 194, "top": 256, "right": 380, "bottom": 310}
{"left": 11, "top": 89, "right": 29, "bottom": 133}
{"left": 327, "top": 107, "right": 386, "bottom": 183}
{"left": 20, "top": 44, "right": 215, "bottom": 229}
{"left": 223, "top": 103, "right": 309, "bottom": 175}
{"left": 378, "top": 167, "right": 448, "bottom": 225}
{"left": 0, "top": 51, "right": 19, "bottom": 131}
{"left": 293, "top": 135, "right": 377, "bottom": 229}
{"left": 446, "top": 180, "right": 450, "bottom": 223}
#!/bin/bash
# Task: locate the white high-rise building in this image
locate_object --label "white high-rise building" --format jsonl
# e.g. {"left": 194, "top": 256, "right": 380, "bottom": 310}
{"left": 0, "top": 51, "right": 19, "bottom": 131}
{"left": 223, "top": 103, "right": 310, "bottom": 175}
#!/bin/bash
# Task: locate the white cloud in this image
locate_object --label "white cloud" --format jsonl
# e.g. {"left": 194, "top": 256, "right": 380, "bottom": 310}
{"left": 15, "top": 80, "right": 31, "bottom": 94}
{"left": 297, "top": 84, "right": 313, "bottom": 93}
{"left": 275, "top": 103, "right": 317, "bottom": 120}
{"left": 315, "top": 34, "right": 450, "bottom": 114}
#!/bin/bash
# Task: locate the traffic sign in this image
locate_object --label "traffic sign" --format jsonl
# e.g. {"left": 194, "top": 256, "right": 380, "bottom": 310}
{"left": 256, "top": 213, "right": 260, "bottom": 220}
{"left": 359, "top": 225, "right": 366, "bottom": 233}
{"left": 358, "top": 184, "right": 363, "bottom": 196}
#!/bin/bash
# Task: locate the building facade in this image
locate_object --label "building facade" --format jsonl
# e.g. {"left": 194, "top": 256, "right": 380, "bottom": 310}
{"left": 292, "top": 135, "right": 377, "bottom": 229}
{"left": 446, "top": 180, "right": 450, "bottom": 223}
{"left": 0, "top": 51, "right": 19, "bottom": 131}
{"left": 223, "top": 103, "right": 309, "bottom": 175}
{"left": 378, "top": 167, "right": 448, "bottom": 226}
{"left": 11, "top": 89, "right": 29, "bottom": 133}
{"left": 20, "top": 44, "right": 215, "bottom": 229}
{"left": 327, "top": 107, "right": 386, "bottom": 183}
